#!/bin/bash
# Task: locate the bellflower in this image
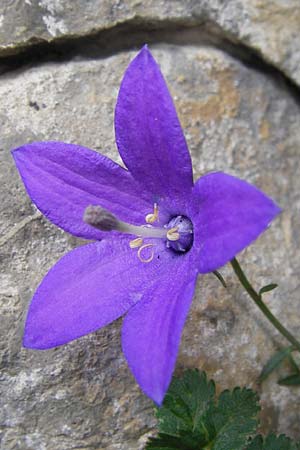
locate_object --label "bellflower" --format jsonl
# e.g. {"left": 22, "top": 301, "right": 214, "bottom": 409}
{"left": 12, "top": 46, "right": 280, "bottom": 405}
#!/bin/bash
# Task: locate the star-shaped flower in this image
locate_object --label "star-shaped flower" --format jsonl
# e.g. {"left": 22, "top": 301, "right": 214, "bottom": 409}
{"left": 12, "top": 46, "right": 280, "bottom": 405}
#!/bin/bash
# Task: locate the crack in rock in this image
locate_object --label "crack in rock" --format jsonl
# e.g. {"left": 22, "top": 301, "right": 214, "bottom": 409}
{"left": 0, "top": 19, "right": 299, "bottom": 104}
{"left": 1, "top": 1, "right": 300, "bottom": 87}
{"left": 0, "top": 211, "right": 42, "bottom": 247}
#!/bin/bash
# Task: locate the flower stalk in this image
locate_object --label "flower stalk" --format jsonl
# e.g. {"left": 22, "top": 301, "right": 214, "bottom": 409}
{"left": 231, "top": 257, "right": 300, "bottom": 354}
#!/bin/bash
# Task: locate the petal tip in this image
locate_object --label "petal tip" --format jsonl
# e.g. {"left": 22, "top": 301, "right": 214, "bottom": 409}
{"left": 23, "top": 315, "right": 54, "bottom": 350}
{"left": 11, "top": 145, "right": 28, "bottom": 175}
{"left": 11, "top": 145, "right": 22, "bottom": 160}
{"left": 140, "top": 382, "right": 166, "bottom": 406}
{"left": 22, "top": 332, "right": 39, "bottom": 350}
{"left": 136, "top": 43, "right": 154, "bottom": 63}
{"left": 140, "top": 43, "right": 150, "bottom": 54}
{"left": 152, "top": 392, "right": 165, "bottom": 407}
{"left": 22, "top": 330, "right": 55, "bottom": 351}
{"left": 267, "top": 199, "right": 282, "bottom": 224}
{"left": 275, "top": 203, "right": 282, "bottom": 216}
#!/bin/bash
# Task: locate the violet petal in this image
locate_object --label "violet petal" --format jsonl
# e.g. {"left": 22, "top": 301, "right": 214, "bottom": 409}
{"left": 190, "top": 172, "right": 281, "bottom": 273}
{"left": 12, "top": 141, "right": 151, "bottom": 240}
{"left": 122, "top": 257, "right": 197, "bottom": 405}
{"left": 23, "top": 238, "right": 177, "bottom": 349}
{"left": 115, "top": 46, "right": 193, "bottom": 204}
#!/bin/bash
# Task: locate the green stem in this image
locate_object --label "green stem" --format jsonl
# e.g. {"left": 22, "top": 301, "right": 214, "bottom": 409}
{"left": 230, "top": 257, "right": 300, "bottom": 354}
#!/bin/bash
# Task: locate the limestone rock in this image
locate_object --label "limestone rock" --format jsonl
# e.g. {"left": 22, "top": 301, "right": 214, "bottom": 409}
{"left": 1, "top": 44, "right": 300, "bottom": 448}
{"left": 0, "top": 1, "right": 300, "bottom": 87}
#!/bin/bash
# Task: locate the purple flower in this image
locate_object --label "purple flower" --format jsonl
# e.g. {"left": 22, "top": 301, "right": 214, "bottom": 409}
{"left": 12, "top": 46, "right": 280, "bottom": 405}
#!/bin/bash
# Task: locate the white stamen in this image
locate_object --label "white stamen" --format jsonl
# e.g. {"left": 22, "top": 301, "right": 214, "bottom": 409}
{"left": 145, "top": 203, "right": 159, "bottom": 223}
{"left": 129, "top": 237, "right": 144, "bottom": 248}
{"left": 137, "top": 244, "right": 154, "bottom": 263}
{"left": 166, "top": 227, "right": 180, "bottom": 241}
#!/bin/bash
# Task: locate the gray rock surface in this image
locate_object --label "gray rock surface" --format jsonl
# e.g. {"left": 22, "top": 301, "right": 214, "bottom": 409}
{"left": 0, "top": 1, "right": 300, "bottom": 88}
{"left": 1, "top": 41, "right": 300, "bottom": 450}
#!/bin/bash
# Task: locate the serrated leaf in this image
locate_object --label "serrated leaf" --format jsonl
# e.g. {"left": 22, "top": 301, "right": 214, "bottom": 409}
{"left": 145, "top": 433, "right": 201, "bottom": 449}
{"left": 209, "top": 387, "right": 260, "bottom": 450}
{"left": 259, "top": 284, "right": 278, "bottom": 296}
{"left": 246, "top": 435, "right": 263, "bottom": 449}
{"left": 155, "top": 369, "right": 215, "bottom": 445}
{"left": 258, "top": 346, "right": 293, "bottom": 383}
{"left": 146, "top": 370, "right": 260, "bottom": 450}
{"left": 246, "top": 433, "right": 300, "bottom": 449}
{"left": 278, "top": 373, "right": 300, "bottom": 386}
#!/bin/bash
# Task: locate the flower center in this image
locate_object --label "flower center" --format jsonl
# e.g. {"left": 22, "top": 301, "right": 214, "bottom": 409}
{"left": 83, "top": 204, "right": 193, "bottom": 262}
{"left": 166, "top": 215, "right": 193, "bottom": 253}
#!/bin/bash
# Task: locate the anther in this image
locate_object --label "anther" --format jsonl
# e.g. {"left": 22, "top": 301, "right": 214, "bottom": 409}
{"left": 137, "top": 244, "right": 155, "bottom": 263}
{"left": 166, "top": 227, "right": 180, "bottom": 241}
{"left": 145, "top": 203, "right": 159, "bottom": 224}
{"left": 129, "top": 237, "right": 144, "bottom": 249}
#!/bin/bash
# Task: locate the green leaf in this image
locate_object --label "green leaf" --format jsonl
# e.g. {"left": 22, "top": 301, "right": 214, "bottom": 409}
{"left": 246, "top": 433, "right": 300, "bottom": 449}
{"left": 278, "top": 373, "right": 300, "bottom": 386}
{"left": 146, "top": 370, "right": 260, "bottom": 450}
{"left": 145, "top": 370, "right": 300, "bottom": 450}
{"left": 259, "top": 284, "right": 278, "bottom": 296}
{"left": 288, "top": 353, "right": 300, "bottom": 374}
{"left": 155, "top": 369, "right": 215, "bottom": 446}
{"left": 208, "top": 387, "right": 260, "bottom": 450}
{"left": 258, "top": 346, "right": 293, "bottom": 383}
{"left": 145, "top": 433, "right": 202, "bottom": 449}
{"left": 213, "top": 270, "right": 227, "bottom": 288}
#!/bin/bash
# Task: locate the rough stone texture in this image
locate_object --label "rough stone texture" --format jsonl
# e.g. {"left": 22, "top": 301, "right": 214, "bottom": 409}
{"left": 1, "top": 43, "right": 300, "bottom": 448}
{"left": 1, "top": 1, "right": 300, "bottom": 88}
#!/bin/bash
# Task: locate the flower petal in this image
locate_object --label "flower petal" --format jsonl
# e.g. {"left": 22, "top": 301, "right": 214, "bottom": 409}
{"left": 12, "top": 141, "right": 151, "bottom": 240}
{"left": 23, "top": 238, "right": 179, "bottom": 349}
{"left": 190, "top": 172, "right": 281, "bottom": 273}
{"left": 115, "top": 46, "right": 193, "bottom": 202}
{"left": 122, "top": 257, "right": 197, "bottom": 405}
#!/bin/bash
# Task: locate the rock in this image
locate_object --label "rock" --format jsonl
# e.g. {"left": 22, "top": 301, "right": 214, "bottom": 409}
{"left": 0, "top": 1, "right": 300, "bottom": 87}
{"left": 1, "top": 44, "right": 300, "bottom": 448}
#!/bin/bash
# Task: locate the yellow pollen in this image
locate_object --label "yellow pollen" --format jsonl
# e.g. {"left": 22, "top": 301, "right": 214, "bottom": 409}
{"left": 129, "top": 237, "right": 144, "bottom": 248}
{"left": 137, "top": 244, "right": 155, "bottom": 263}
{"left": 167, "top": 227, "right": 180, "bottom": 241}
{"left": 145, "top": 203, "right": 159, "bottom": 223}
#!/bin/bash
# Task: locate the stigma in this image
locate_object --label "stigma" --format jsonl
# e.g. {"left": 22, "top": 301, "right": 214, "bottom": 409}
{"left": 83, "top": 204, "right": 193, "bottom": 260}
